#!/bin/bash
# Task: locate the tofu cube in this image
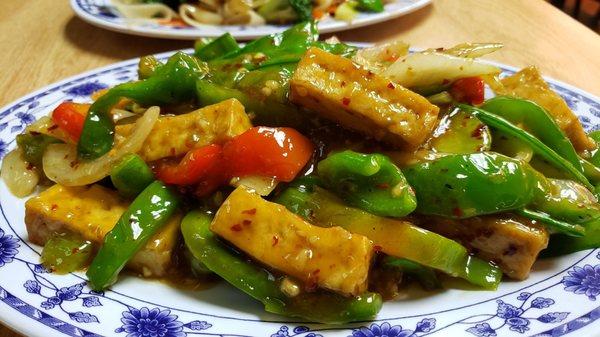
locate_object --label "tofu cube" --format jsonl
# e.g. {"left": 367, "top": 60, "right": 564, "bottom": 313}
{"left": 211, "top": 187, "right": 373, "bottom": 296}
{"left": 116, "top": 98, "right": 252, "bottom": 161}
{"left": 290, "top": 48, "right": 439, "bottom": 149}
{"left": 25, "top": 184, "right": 181, "bottom": 278}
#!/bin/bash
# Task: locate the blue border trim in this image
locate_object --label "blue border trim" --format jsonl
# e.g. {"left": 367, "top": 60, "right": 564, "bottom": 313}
{"left": 530, "top": 306, "right": 600, "bottom": 337}
{"left": 0, "top": 286, "right": 103, "bottom": 337}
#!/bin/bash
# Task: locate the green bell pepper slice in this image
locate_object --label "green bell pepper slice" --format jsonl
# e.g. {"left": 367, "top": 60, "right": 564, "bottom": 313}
{"left": 317, "top": 150, "right": 417, "bottom": 217}
{"left": 110, "top": 154, "right": 155, "bottom": 198}
{"left": 41, "top": 232, "right": 94, "bottom": 274}
{"left": 78, "top": 52, "right": 207, "bottom": 160}
{"left": 589, "top": 131, "right": 600, "bottom": 167}
{"left": 481, "top": 96, "right": 583, "bottom": 173}
{"left": 382, "top": 256, "right": 441, "bottom": 290}
{"left": 542, "top": 218, "right": 600, "bottom": 257}
{"left": 289, "top": 0, "right": 312, "bottom": 20}
{"left": 195, "top": 79, "right": 304, "bottom": 127}
{"left": 138, "top": 55, "right": 162, "bottom": 80}
{"left": 194, "top": 33, "right": 240, "bottom": 61}
{"left": 257, "top": 0, "right": 298, "bottom": 23}
{"left": 16, "top": 133, "right": 61, "bottom": 166}
{"left": 428, "top": 108, "right": 492, "bottom": 154}
{"left": 274, "top": 184, "right": 502, "bottom": 289}
{"left": 87, "top": 181, "right": 179, "bottom": 290}
{"left": 532, "top": 178, "right": 600, "bottom": 225}
{"left": 458, "top": 104, "right": 593, "bottom": 190}
{"left": 516, "top": 209, "right": 585, "bottom": 237}
{"left": 180, "top": 210, "right": 382, "bottom": 323}
{"left": 209, "top": 21, "right": 355, "bottom": 71}
{"left": 356, "top": 0, "right": 384, "bottom": 12}
{"left": 403, "top": 152, "right": 539, "bottom": 218}
{"left": 209, "top": 21, "right": 318, "bottom": 71}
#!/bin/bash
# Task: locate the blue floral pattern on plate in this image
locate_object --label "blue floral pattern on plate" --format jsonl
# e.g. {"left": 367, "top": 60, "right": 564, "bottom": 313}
{"left": 0, "top": 50, "right": 599, "bottom": 337}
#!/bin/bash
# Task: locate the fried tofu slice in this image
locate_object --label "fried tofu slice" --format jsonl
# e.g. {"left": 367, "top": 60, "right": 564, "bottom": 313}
{"left": 211, "top": 187, "right": 373, "bottom": 296}
{"left": 290, "top": 48, "right": 439, "bottom": 149}
{"left": 421, "top": 215, "right": 548, "bottom": 280}
{"left": 486, "top": 66, "right": 595, "bottom": 151}
{"left": 25, "top": 184, "right": 181, "bottom": 278}
{"left": 116, "top": 98, "right": 252, "bottom": 161}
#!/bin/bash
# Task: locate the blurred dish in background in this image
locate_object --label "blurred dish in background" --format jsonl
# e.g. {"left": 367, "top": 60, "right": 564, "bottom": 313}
{"left": 70, "top": 0, "right": 431, "bottom": 39}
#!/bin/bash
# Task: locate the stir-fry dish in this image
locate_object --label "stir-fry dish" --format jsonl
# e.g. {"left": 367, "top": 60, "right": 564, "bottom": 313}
{"left": 3, "top": 22, "right": 600, "bottom": 323}
{"left": 112, "top": 0, "right": 387, "bottom": 27}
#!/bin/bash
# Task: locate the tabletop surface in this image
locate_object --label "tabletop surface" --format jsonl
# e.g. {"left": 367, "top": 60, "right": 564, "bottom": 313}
{"left": 1, "top": 0, "right": 599, "bottom": 336}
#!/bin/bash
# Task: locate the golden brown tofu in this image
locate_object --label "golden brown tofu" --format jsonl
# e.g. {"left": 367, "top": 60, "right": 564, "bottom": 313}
{"left": 486, "top": 66, "right": 595, "bottom": 151}
{"left": 290, "top": 48, "right": 439, "bottom": 149}
{"left": 421, "top": 215, "right": 549, "bottom": 280}
{"left": 25, "top": 184, "right": 181, "bottom": 278}
{"left": 116, "top": 99, "right": 252, "bottom": 161}
{"left": 211, "top": 187, "right": 373, "bottom": 296}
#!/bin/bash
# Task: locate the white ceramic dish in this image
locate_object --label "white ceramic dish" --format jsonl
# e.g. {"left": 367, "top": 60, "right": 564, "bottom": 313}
{"left": 70, "top": 0, "right": 431, "bottom": 40}
{"left": 0, "top": 49, "right": 599, "bottom": 337}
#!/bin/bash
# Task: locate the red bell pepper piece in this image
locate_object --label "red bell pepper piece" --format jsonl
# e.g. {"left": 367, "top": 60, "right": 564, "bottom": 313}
{"left": 155, "top": 127, "right": 313, "bottom": 192}
{"left": 450, "top": 77, "right": 485, "bottom": 105}
{"left": 223, "top": 127, "right": 314, "bottom": 182}
{"left": 51, "top": 102, "right": 89, "bottom": 142}
{"left": 155, "top": 144, "right": 226, "bottom": 186}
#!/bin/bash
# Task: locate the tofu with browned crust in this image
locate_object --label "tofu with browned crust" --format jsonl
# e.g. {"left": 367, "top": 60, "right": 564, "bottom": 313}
{"left": 25, "top": 184, "right": 181, "bottom": 278}
{"left": 115, "top": 98, "right": 252, "bottom": 162}
{"left": 420, "top": 215, "right": 549, "bottom": 280}
{"left": 290, "top": 48, "right": 439, "bottom": 149}
{"left": 211, "top": 187, "right": 374, "bottom": 296}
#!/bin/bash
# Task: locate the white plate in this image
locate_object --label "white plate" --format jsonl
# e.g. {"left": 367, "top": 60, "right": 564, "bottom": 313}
{"left": 70, "top": 0, "right": 431, "bottom": 40}
{"left": 1, "top": 49, "right": 600, "bottom": 337}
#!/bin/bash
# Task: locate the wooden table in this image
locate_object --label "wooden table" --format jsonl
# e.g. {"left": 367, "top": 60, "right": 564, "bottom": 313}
{"left": 0, "top": 0, "right": 598, "bottom": 335}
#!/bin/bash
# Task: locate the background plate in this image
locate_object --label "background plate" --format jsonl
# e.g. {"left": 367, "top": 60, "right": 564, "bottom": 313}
{"left": 0, "top": 49, "right": 600, "bottom": 337}
{"left": 70, "top": 0, "right": 431, "bottom": 40}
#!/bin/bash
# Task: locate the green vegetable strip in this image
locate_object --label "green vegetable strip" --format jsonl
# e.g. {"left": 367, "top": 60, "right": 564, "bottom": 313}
{"left": 110, "top": 154, "right": 155, "bottom": 198}
{"left": 458, "top": 104, "right": 594, "bottom": 190}
{"left": 517, "top": 209, "right": 585, "bottom": 237}
{"left": 317, "top": 150, "right": 417, "bottom": 217}
{"left": 356, "top": 0, "right": 384, "bottom": 12}
{"left": 194, "top": 33, "right": 240, "bottom": 61}
{"left": 181, "top": 211, "right": 382, "bottom": 323}
{"left": 16, "top": 133, "right": 61, "bottom": 166}
{"left": 274, "top": 185, "right": 502, "bottom": 289}
{"left": 214, "top": 21, "right": 318, "bottom": 62}
{"left": 195, "top": 79, "right": 304, "bottom": 127}
{"left": 78, "top": 52, "right": 207, "bottom": 159}
{"left": 481, "top": 97, "right": 583, "bottom": 173}
{"left": 589, "top": 131, "right": 600, "bottom": 168}
{"left": 257, "top": 0, "right": 298, "bottom": 23}
{"left": 289, "top": 0, "right": 312, "bottom": 21}
{"left": 41, "top": 233, "right": 93, "bottom": 274}
{"left": 542, "top": 218, "right": 600, "bottom": 257}
{"left": 403, "top": 152, "right": 539, "bottom": 218}
{"left": 87, "top": 181, "right": 179, "bottom": 290}
{"left": 382, "top": 256, "right": 441, "bottom": 290}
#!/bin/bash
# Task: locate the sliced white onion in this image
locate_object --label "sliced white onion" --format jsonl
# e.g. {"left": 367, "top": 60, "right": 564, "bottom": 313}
{"left": 353, "top": 40, "right": 410, "bottom": 73}
{"left": 1, "top": 149, "right": 40, "bottom": 197}
{"left": 230, "top": 175, "right": 278, "bottom": 196}
{"left": 111, "top": 0, "right": 178, "bottom": 22}
{"left": 382, "top": 52, "right": 501, "bottom": 88}
{"left": 43, "top": 106, "right": 160, "bottom": 186}
{"left": 25, "top": 116, "right": 72, "bottom": 143}
{"left": 435, "top": 42, "right": 504, "bottom": 59}
{"left": 180, "top": 4, "right": 223, "bottom": 26}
